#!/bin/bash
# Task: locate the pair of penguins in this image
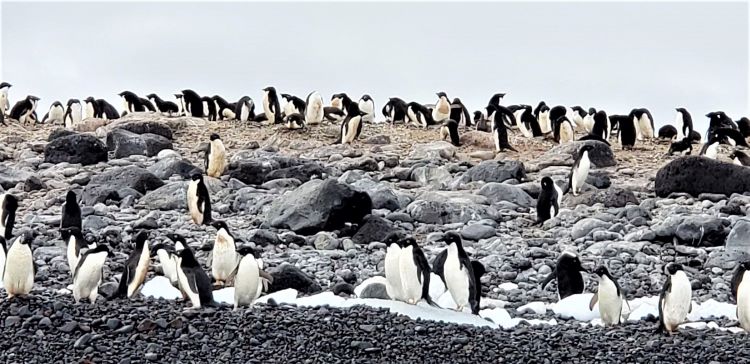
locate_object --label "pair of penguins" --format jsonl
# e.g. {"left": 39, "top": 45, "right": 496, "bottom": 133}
{"left": 384, "top": 231, "right": 485, "bottom": 315}
{"left": 185, "top": 133, "right": 228, "bottom": 226}
{"left": 536, "top": 145, "right": 594, "bottom": 224}
{"left": 695, "top": 112, "right": 750, "bottom": 162}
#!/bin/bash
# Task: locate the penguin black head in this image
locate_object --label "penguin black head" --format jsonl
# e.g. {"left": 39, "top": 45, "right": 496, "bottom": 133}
{"left": 166, "top": 233, "right": 188, "bottom": 252}
{"left": 400, "top": 237, "right": 418, "bottom": 248}
{"left": 579, "top": 145, "right": 595, "bottom": 154}
{"left": 236, "top": 246, "right": 260, "bottom": 259}
{"left": 0, "top": 82, "right": 11, "bottom": 89}
{"left": 84, "top": 97, "right": 96, "bottom": 103}
{"left": 174, "top": 94, "right": 183, "bottom": 99}
{"left": 86, "top": 244, "right": 111, "bottom": 256}
{"left": 676, "top": 107, "right": 688, "bottom": 114}
{"left": 145, "top": 93, "right": 156, "bottom": 99}
{"left": 382, "top": 232, "right": 404, "bottom": 247}
{"left": 190, "top": 173, "right": 204, "bottom": 182}
{"left": 210, "top": 220, "right": 229, "bottom": 232}
{"left": 263, "top": 87, "right": 277, "bottom": 95}
{"left": 738, "top": 261, "right": 750, "bottom": 273}
{"left": 438, "top": 231, "right": 462, "bottom": 246}
{"left": 19, "top": 231, "right": 35, "bottom": 245}
{"left": 151, "top": 243, "right": 167, "bottom": 255}
{"left": 436, "top": 92, "right": 448, "bottom": 99}
{"left": 588, "top": 107, "right": 597, "bottom": 115}
{"left": 559, "top": 251, "right": 585, "bottom": 272}
{"left": 280, "top": 93, "right": 293, "bottom": 102}
{"left": 451, "top": 97, "right": 463, "bottom": 105}
{"left": 134, "top": 230, "right": 149, "bottom": 247}
{"left": 473, "top": 111, "right": 483, "bottom": 121}
{"left": 594, "top": 265, "right": 612, "bottom": 278}
{"left": 209, "top": 133, "right": 221, "bottom": 141}
{"left": 52, "top": 101, "right": 63, "bottom": 107}
{"left": 66, "top": 190, "right": 77, "bottom": 203}
{"left": 666, "top": 263, "right": 684, "bottom": 275}
{"left": 27, "top": 95, "right": 40, "bottom": 102}
{"left": 360, "top": 94, "right": 372, "bottom": 102}
{"left": 540, "top": 176, "right": 555, "bottom": 191}
{"left": 67, "top": 99, "right": 80, "bottom": 106}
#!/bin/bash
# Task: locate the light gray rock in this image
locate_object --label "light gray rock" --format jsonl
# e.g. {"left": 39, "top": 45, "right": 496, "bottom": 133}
{"left": 460, "top": 224, "right": 496, "bottom": 241}
{"left": 406, "top": 200, "right": 498, "bottom": 224}
{"left": 410, "top": 166, "right": 452, "bottom": 188}
{"left": 464, "top": 160, "right": 527, "bottom": 183}
{"left": 476, "top": 183, "right": 535, "bottom": 208}
{"left": 727, "top": 219, "right": 750, "bottom": 252}
{"left": 313, "top": 232, "right": 340, "bottom": 250}
{"left": 408, "top": 141, "right": 456, "bottom": 160}
{"left": 570, "top": 218, "right": 610, "bottom": 240}
{"left": 139, "top": 182, "right": 187, "bottom": 210}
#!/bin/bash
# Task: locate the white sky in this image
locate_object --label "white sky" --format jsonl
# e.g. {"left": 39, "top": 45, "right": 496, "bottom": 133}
{"left": 1, "top": 1, "right": 748, "bottom": 133}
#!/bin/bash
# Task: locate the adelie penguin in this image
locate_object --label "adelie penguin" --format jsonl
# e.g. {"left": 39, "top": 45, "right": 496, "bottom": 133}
{"left": 262, "top": 86, "right": 282, "bottom": 125}
{"left": 487, "top": 103, "right": 517, "bottom": 152}
{"left": 407, "top": 101, "right": 433, "bottom": 128}
{"left": 383, "top": 232, "right": 406, "bottom": 302}
{"left": 358, "top": 95, "right": 375, "bottom": 123}
{"left": 589, "top": 266, "right": 627, "bottom": 326}
{"left": 541, "top": 251, "right": 586, "bottom": 300}
{"left": 64, "top": 99, "right": 83, "bottom": 128}
{"left": 450, "top": 98, "right": 471, "bottom": 128}
{"left": 699, "top": 134, "right": 720, "bottom": 159}
{"left": 176, "top": 237, "right": 215, "bottom": 308}
{"left": 232, "top": 246, "right": 273, "bottom": 308}
{"left": 234, "top": 96, "right": 255, "bottom": 122}
{"left": 657, "top": 263, "right": 692, "bottom": 335}
{"left": 588, "top": 110, "right": 610, "bottom": 141}
{"left": 96, "top": 99, "right": 120, "bottom": 119}
{"left": 175, "top": 94, "right": 186, "bottom": 116}
{"left": 146, "top": 93, "right": 179, "bottom": 116}
{"left": 213, "top": 95, "right": 236, "bottom": 120}
{"left": 674, "top": 108, "right": 694, "bottom": 140}
{"left": 440, "top": 120, "right": 460, "bottom": 147}
{"left": 553, "top": 115, "right": 575, "bottom": 144}
{"left": 398, "top": 236, "right": 439, "bottom": 306}
{"left": 83, "top": 97, "right": 100, "bottom": 119}
{"left": 202, "top": 96, "right": 217, "bottom": 121}
{"left": 181, "top": 89, "right": 204, "bottom": 117}
{"left": 0, "top": 193, "right": 18, "bottom": 240}
{"left": 511, "top": 106, "right": 534, "bottom": 138}
{"left": 730, "top": 151, "right": 750, "bottom": 166}
{"left": 42, "top": 101, "right": 65, "bottom": 124}
{"left": 285, "top": 113, "right": 306, "bottom": 130}
{"left": 62, "top": 227, "right": 95, "bottom": 277}
{"left": 3, "top": 232, "right": 36, "bottom": 299}
{"left": 631, "top": 108, "right": 654, "bottom": 140}
{"left": 738, "top": 117, "right": 750, "bottom": 138}
{"left": 536, "top": 177, "right": 560, "bottom": 224}
{"left": 438, "top": 232, "right": 479, "bottom": 314}
{"left": 305, "top": 91, "right": 324, "bottom": 126}
{"left": 330, "top": 93, "right": 351, "bottom": 112}
{"left": 382, "top": 97, "right": 408, "bottom": 126}
{"left": 658, "top": 125, "right": 678, "bottom": 140}
{"left": 152, "top": 241, "right": 180, "bottom": 293}
{"left": 667, "top": 137, "right": 692, "bottom": 156}
{"left": 208, "top": 220, "right": 240, "bottom": 287}
{"left": 73, "top": 244, "right": 111, "bottom": 304}
{"left": 118, "top": 91, "right": 148, "bottom": 113}
{"left": 618, "top": 112, "right": 638, "bottom": 150}
{"left": 534, "top": 101, "right": 552, "bottom": 135}
{"left": 61, "top": 190, "right": 82, "bottom": 231}
{"left": 565, "top": 145, "right": 593, "bottom": 196}
{"left": 473, "top": 111, "right": 490, "bottom": 132}
{"left": 187, "top": 173, "right": 212, "bottom": 225}
{"left": 732, "top": 261, "right": 750, "bottom": 331}
{"left": 706, "top": 111, "right": 737, "bottom": 138}
{"left": 0, "top": 82, "right": 11, "bottom": 116}
{"left": 571, "top": 106, "right": 588, "bottom": 133}
{"left": 205, "top": 134, "right": 227, "bottom": 178}
{"left": 116, "top": 231, "right": 151, "bottom": 299}
{"left": 432, "top": 92, "right": 451, "bottom": 123}
{"left": 281, "top": 93, "right": 306, "bottom": 118}
{"left": 10, "top": 95, "right": 40, "bottom": 124}
{"left": 338, "top": 101, "right": 365, "bottom": 145}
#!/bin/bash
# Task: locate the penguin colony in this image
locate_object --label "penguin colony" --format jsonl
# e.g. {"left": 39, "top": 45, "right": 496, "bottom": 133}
{"left": 2, "top": 81, "right": 750, "bottom": 335}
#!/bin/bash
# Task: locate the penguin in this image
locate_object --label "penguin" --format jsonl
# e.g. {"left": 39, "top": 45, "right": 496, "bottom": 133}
{"left": 0, "top": 82, "right": 11, "bottom": 116}
{"left": 657, "top": 263, "right": 692, "bottom": 334}
{"left": 554, "top": 116, "right": 575, "bottom": 144}
{"left": 175, "top": 94, "right": 186, "bottom": 116}
{"left": 72, "top": 244, "right": 110, "bottom": 304}
{"left": 96, "top": 99, "right": 120, "bottom": 119}
{"left": 330, "top": 93, "right": 351, "bottom": 111}
{"left": 152, "top": 242, "right": 180, "bottom": 290}
{"left": 536, "top": 177, "right": 560, "bottom": 224}
{"left": 487, "top": 104, "right": 517, "bottom": 152}
{"left": 582, "top": 107, "right": 596, "bottom": 133}
{"left": 519, "top": 105, "right": 543, "bottom": 137}
{"left": 116, "top": 231, "right": 150, "bottom": 298}
{"left": 205, "top": 134, "right": 227, "bottom": 178}
{"left": 140, "top": 97, "right": 156, "bottom": 112}
{"left": 618, "top": 112, "right": 638, "bottom": 150}
{"left": 338, "top": 102, "right": 365, "bottom": 145}
{"left": 61, "top": 190, "right": 82, "bottom": 231}
{"left": 208, "top": 220, "right": 240, "bottom": 287}
{"left": 0, "top": 193, "right": 18, "bottom": 240}
{"left": 714, "top": 127, "right": 750, "bottom": 147}
{"left": 631, "top": 108, "right": 655, "bottom": 140}
{"left": 201, "top": 96, "right": 217, "bottom": 121}
{"left": 284, "top": 113, "right": 306, "bottom": 130}
{"left": 733, "top": 261, "right": 750, "bottom": 332}
{"left": 262, "top": 86, "right": 282, "bottom": 125}
{"left": 181, "top": 89, "right": 204, "bottom": 117}
{"left": 450, "top": 98, "right": 471, "bottom": 128}
{"left": 471, "top": 260, "right": 486, "bottom": 310}
{"left": 566, "top": 145, "right": 593, "bottom": 196}
{"left": 324, "top": 106, "right": 346, "bottom": 123}
{"left": 706, "top": 111, "right": 737, "bottom": 138}
{"left": 358, "top": 95, "right": 375, "bottom": 123}
{"left": 64, "top": 99, "right": 83, "bottom": 128}
{"left": 440, "top": 119, "right": 460, "bottom": 147}
{"left": 548, "top": 106, "right": 568, "bottom": 132}
{"left": 667, "top": 138, "right": 693, "bottom": 156}
{"left": 305, "top": 91, "right": 325, "bottom": 126}
{"left": 535, "top": 101, "right": 552, "bottom": 135}
{"left": 432, "top": 92, "right": 451, "bottom": 123}
{"left": 511, "top": 107, "right": 534, "bottom": 138}
{"left": 118, "top": 91, "right": 147, "bottom": 113}
{"left": 407, "top": 102, "right": 433, "bottom": 128}
{"left": 232, "top": 246, "right": 273, "bottom": 308}
{"left": 187, "top": 173, "right": 212, "bottom": 225}
{"left": 675, "top": 108, "right": 694, "bottom": 140}
{"left": 212, "top": 95, "right": 235, "bottom": 120}
{"left": 487, "top": 93, "right": 505, "bottom": 109}
{"left": 570, "top": 106, "right": 588, "bottom": 133}
{"left": 540, "top": 251, "right": 586, "bottom": 300}
{"left": 474, "top": 110, "right": 491, "bottom": 132}
{"left": 382, "top": 97, "right": 408, "bottom": 126}
{"left": 3, "top": 232, "right": 35, "bottom": 299}
{"left": 738, "top": 117, "right": 750, "bottom": 138}
{"left": 42, "top": 101, "right": 65, "bottom": 124}
{"left": 589, "top": 110, "right": 610, "bottom": 140}
{"left": 146, "top": 94, "right": 179, "bottom": 116}
{"left": 589, "top": 266, "right": 626, "bottom": 326}
{"left": 0, "top": 237, "right": 6, "bottom": 284}
{"left": 438, "top": 232, "right": 479, "bottom": 314}
{"left": 398, "top": 236, "right": 439, "bottom": 306}
{"left": 82, "top": 97, "right": 100, "bottom": 120}
{"left": 658, "top": 125, "right": 678, "bottom": 140}
{"left": 176, "top": 237, "right": 215, "bottom": 308}
{"left": 383, "top": 232, "right": 406, "bottom": 302}
{"left": 281, "top": 94, "right": 306, "bottom": 118}
{"left": 688, "top": 130, "right": 702, "bottom": 143}
{"left": 699, "top": 135, "right": 720, "bottom": 159}
{"left": 9, "top": 95, "right": 40, "bottom": 124}
{"left": 234, "top": 96, "right": 255, "bottom": 122}
{"left": 730, "top": 151, "right": 750, "bottom": 166}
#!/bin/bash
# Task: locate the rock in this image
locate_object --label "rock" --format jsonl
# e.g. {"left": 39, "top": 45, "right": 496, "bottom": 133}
{"left": 655, "top": 156, "right": 750, "bottom": 197}
{"left": 359, "top": 282, "right": 389, "bottom": 299}
{"left": 313, "top": 232, "right": 340, "bottom": 250}
{"left": 460, "top": 224, "right": 496, "bottom": 240}
{"left": 406, "top": 200, "right": 497, "bottom": 224}
{"left": 352, "top": 215, "right": 393, "bottom": 245}
{"left": 464, "top": 160, "right": 527, "bottom": 183}
{"left": 538, "top": 141, "right": 616, "bottom": 168}
{"left": 586, "top": 171, "right": 612, "bottom": 189}
{"left": 268, "top": 264, "right": 322, "bottom": 294}
{"left": 571, "top": 218, "right": 611, "bottom": 240}
{"left": 247, "top": 229, "right": 281, "bottom": 246}
{"left": 336, "top": 157, "right": 379, "bottom": 172}
{"left": 476, "top": 183, "right": 535, "bottom": 208}
{"left": 565, "top": 187, "right": 638, "bottom": 208}
{"left": 81, "top": 185, "right": 121, "bottom": 205}
{"left": 331, "top": 282, "right": 355, "bottom": 296}
{"left": 265, "top": 163, "right": 327, "bottom": 183}
{"left": 107, "top": 129, "right": 173, "bottom": 158}
{"left": 364, "top": 135, "right": 390, "bottom": 144}
{"left": 0, "top": 165, "right": 32, "bottom": 189}
{"left": 88, "top": 166, "right": 164, "bottom": 194}
{"left": 23, "top": 175, "right": 46, "bottom": 192}
{"left": 408, "top": 141, "right": 457, "bottom": 160}
{"left": 349, "top": 180, "right": 401, "bottom": 211}
{"left": 112, "top": 120, "right": 173, "bottom": 140}
{"left": 47, "top": 128, "right": 77, "bottom": 141}
{"left": 459, "top": 131, "right": 495, "bottom": 150}
{"left": 229, "top": 161, "right": 277, "bottom": 185}
{"left": 266, "top": 179, "right": 372, "bottom": 235}
{"left": 138, "top": 182, "right": 187, "bottom": 210}
{"left": 410, "top": 166, "right": 452, "bottom": 188}
{"left": 727, "top": 219, "right": 750, "bottom": 252}
{"left": 148, "top": 157, "right": 201, "bottom": 179}
{"left": 674, "top": 216, "right": 730, "bottom": 247}
{"left": 44, "top": 134, "right": 108, "bottom": 166}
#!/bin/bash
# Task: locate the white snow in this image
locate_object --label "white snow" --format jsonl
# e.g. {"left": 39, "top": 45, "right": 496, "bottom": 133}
{"left": 498, "top": 282, "right": 518, "bottom": 291}
{"left": 141, "top": 276, "right": 182, "bottom": 300}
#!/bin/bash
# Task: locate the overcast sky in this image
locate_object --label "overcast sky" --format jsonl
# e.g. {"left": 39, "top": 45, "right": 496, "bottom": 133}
{"left": 1, "top": 1, "right": 748, "bottom": 132}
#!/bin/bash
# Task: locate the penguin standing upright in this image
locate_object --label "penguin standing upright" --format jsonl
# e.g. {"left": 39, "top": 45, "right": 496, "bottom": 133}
{"left": 474, "top": 111, "right": 490, "bottom": 132}
{"left": 281, "top": 94, "right": 306, "bottom": 118}
{"left": 208, "top": 221, "right": 240, "bottom": 287}
{"left": 407, "top": 102, "right": 433, "bottom": 128}
{"left": 450, "top": 98, "right": 471, "bottom": 128}
{"left": 512, "top": 107, "right": 534, "bottom": 138}
{"left": 205, "top": 134, "right": 227, "bottom": 178}
{"left": 589, "top": 110, "right": 610, "bottom": 140}
{"left": 61, "top": 190, "right": 82, "bottom": 231}
{"left": 398, "top": 237, "right": 438, "bottom": 306}
{"left": 72, "top": 244, "right": 110, "bottom": 304}
{"left": 64, "top": 99, "right": 82, "bottom": 128}
{"left": 262, "top": 87, "right": 281, "bottom": 125}
{"left": 554, "top": 116, "right": 575, "bottom": 144}
{"left": 570, "top": 106, "right": 588, "bottom": 133}
{"left": 152, "top": 242, "right": 180, "bottom": 291}
{"left": 730, "top": 151, "right": 750, "bottom": 166}
{"left": 176, "top": 239, "right": 215, "bottom": 308}
{"left": 439, "top": 232, "right": 479, "bottom": 314}
{"left": 738, "top": 117, "right": 750, "bottom": 138}
{"left": 181, "top": 89, "right": 204, "bottom": 117}
{"left": 534, "top": 101, "right": 552, "bottom": 134}
{"left": 96, "top": 99, "right": 120, "bottom": 119}
{"left": 234, "top": 96, "right": 255, "bottom": 122}
{"left": 540, "top": 251, "right": 586, "bottom": 300}
{"left": 619, "top": 112, "right": 638, "bottom": 150}
{"left": 732, "top": 261, "right": 750, "bottom": 331}
{"left": 175, "top": 94, "right": 186, "bottom": 116}
{"left": 116, "top": 231, "right": 151, "bottom": 298}
{"left": 632, "top": 108, "right": 655, "bottom": 140}
{"left": 657, "top": 263, "right": 692, "bottom": 334}
{"left": 383, "top": 232, "right": 406, "bottom": 302}
{"left": 382, "top": 97, "right": 408, "bottom": 126}
{"left": 674, "top": 108, "right": 693, "bottom": 140}
{"left": 487, "top": 104, "right": 517, "bottom": 152}
{"left": 536, "top": 177, "right": 560, "bottom": 224}
{"left": 202, "top": 96, "right": 217, "bottom": 121}
{"left": 10, "top": 95, "right": 40, "bottom": 124}
{"left": 582, "top": 107, "right": 596, "bottom": 133}
{"left": 3, "top": 233, "right": 35, "bottom": 299}
{"left": 62, "top": 227, "right": 95, "bottom": 277}
{"left": 186, "top": 173, "right": 212, "bottom": 225}
{"left": 233, "top": 246, "right": 273, "bottom": 308}
{"left": 338, "top": 101, "right": 365, "bottom": 145}
{"left": 0, "top": 82, "right": 11, "bottom": 116}
{"left": 42, "top": 101, "right": 65, "bottom": 124}
{"left": 83, "top": 97, "right": 100, "bottom": 120}
{"left": 432, "top": 92, "right": 451, "bottom": 123}
{"left": 0, "top": 193, "right": 18, "bottom": 239}
{"left": 440, "top": 120, "right": 460, "bottom": 147}
{"left": 589, "top": 266, "right": 626, "bottom": 326}
{"left": 358, "top": 95, "right": 375, "bottom": 123}
{"left": 305, "top": 91, "right": 324, "bottom": 125}
{"left": 118, "top": 91, "right": 147, "bottom": 113}
{"left": 566, "top": 145, "right": 593, "bottom": 196}
{"left": 146, "top": 94, "right": 179, "bottom": 116}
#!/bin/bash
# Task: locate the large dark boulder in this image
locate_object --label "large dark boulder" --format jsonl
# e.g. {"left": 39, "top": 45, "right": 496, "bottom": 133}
{"left": 266, "top": 179, "right": 372, "bottom": 235}
{"left": 112, "top": 121, "right": 173, "bottom": 140}
{"left": 47, "top": 128, "right": 77, "bottom": 142}
{"left": 88, "top": 166, "right": 164, "bottom": 194}
{"left": 352, "top": 215, "right": 394, "bottom": 245}
{"left": 106, "top": 129, "right": 173, "bottom": 158}
{"left": 44, "top": 134, "right": 108, "bottom": 166}
{"left": 148, "top": 157, "right": 201, "bottom": 179}
{"left": 229, "top": 161, "right": 279, "bottom": 185}
{"left": 464, "top": 160, "right": 527, "bottom": 183}
{"left": 656, "top": 156, "right": 750, "bottom": 197}
{"left": 267, "top": 264, "right": 322, "bottom": 294}
{"left": 265, "top": 163, "right": 327, "bottom": 183}
{"left": 229, "top": 159, "right": 328, "bottom": 185}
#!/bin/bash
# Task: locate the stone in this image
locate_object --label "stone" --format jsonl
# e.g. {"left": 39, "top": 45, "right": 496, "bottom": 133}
{"left": 571, "top": 218, "right": 611, "bottom": 240}
{"left": 266, "top": 163, "right": 328, "bottom": 183}
{"left": 674, "top": 216, "right": 730, "bottom": 247}
{"left": 655, "top": 156, "right": 750, "bottom": 197}
{"left": 464, "top": 160, "right": 527, "bottom": 183}
{"left": 148, "top": 157, "right": 201, "bottom": 179}
{"left": 727, "top": 219, "right": 750, "bottom": 252}
{"left": 112, "top": 120, "right": 173, "bottom": 140}
{"left": 107, "top": 129, "right": 173, "bottom": 158}
{"left": 268, "top": 264, "right": 322, "bottom": 294}
{"left": 88, "top": 166, "right": 164, "bottom": 194}
{"left": 359, "top": 282, "right": 389, "bottom": 299}
{"left": 460, "top": 224, "right": 496, "bottom": 240}
{"left": 410, "top": 166, "right": 452, "bottom": 188}
{"left": 0, "top": 165, "right": 32, "bottom": 189}
{"left": 313, "top": 232, "right": 340, "bottom": 250}
{"left": 47, "top": 128, "right": 78, "bottom": 141}
{"left": 364, "top": 135, "right": 390, "bottom": 144}
{"left": 408, "top": 141, "right": 457, "bottom": 160}
{"left": 138, "top": 182, "right": 187, "bottom": 210}
{"left": 406, "top": 200, "right": 498, "bottom": 224}
{"left": 476, "top": 183, "right": 535, "bottom": 208}
{"left": 352, "top": 215, "right": 393, "bottom": 245}
{"left": 229, "top": 160, "right": 278, "bottom": 185}
{"left": 23, "top": 175, "right": 46, "bottom": 192}
{"left": 44, "top": 134, "right": 108, "bottom": 166}
{"left": 538, "top": 140, "right": 616, "bottom": 168}
{"left": 336, "top": 157, "right": 379, "bottom": 172}
{"left": 565, "top": 187, "right": 638, "bottom": 208}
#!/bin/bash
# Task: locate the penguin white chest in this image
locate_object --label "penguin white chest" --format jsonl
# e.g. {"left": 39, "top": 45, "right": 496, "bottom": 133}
{"left": 738, "top": 272, "right": 750, "bottom": 332}
{"left": 212, "top": 230, "right": 239, "bottom": 283}
{"left": 398, "top": 246, "right": 422, "bottom": 304}
{"left": 539, "top": 111, "right": 551, "bottom": 134}
{"left": 73, "top": 252, "right": 107, "bottom": 303}
{"left": 705, "top": 143, "right": 719, "bottom": 159}
{"left": 176, "top": 265, "right": 201, "bottom": 307}
{"left": 3, "top": 243, "right": 34, "bottom": 297}
{"left": 234, "top": 255, "right": 261, "bottom": 308}
{"left": 186, "top": 181, "right": 202, "bottom": 224}
{"left": 639, "top": 115, "right": 654, "bottom": 139}
{"left": 572, "top": 153, "right": 590, "bottom": 195}
{"left": 552, "top": 182, "right": 563, "bottom": 216}
{"left": 444, "top": 244, "right": 470, "bottom": 310}
{"left": 128, "top": 246, "right": 150, "bottom": 297}
{"left": 597, "top": 276, "right": 622, "bottom": 325}
{"left": 157, "top": 249, "right": 178, "bottom": 284}
{"left": 662, "top": 271, "right": 692, "bottom": 331}
{"left": 583, "top": 115, "right": 594, "bottom": 133}
{"left": 492, "top": 125, "right": 501, "bottom": 152}
{"left": 560, "top": 121, "right": 574, "bottom": 143}
{"left": 207, "top": 141, "right": 227, "bottom": 178}
{"left": 67, "top": 236, "right": 80, "bottom": 276}
{"left": 384, "top": 244, "right": 404, "bottom": 301}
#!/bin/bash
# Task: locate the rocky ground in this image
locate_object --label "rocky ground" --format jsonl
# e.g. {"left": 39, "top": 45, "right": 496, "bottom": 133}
{"left": 1, "top": 114, "right": 750, "bottom": 362}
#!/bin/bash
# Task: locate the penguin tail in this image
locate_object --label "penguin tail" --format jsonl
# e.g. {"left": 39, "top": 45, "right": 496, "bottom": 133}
{"left": 424, "top": 295, "right": 441, "bottom": 308}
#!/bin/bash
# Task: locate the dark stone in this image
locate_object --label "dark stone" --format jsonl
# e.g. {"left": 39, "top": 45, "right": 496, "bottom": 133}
{"left": 107, "top": 129, "right": 173, "bottom": 158}
{"left": 675, "top": 216, "right": 730, "bottom": 247}
{"left": 247, "top": 229, "right": 281, "bottom": 246}
{"left": 23, "top": 175, "right": 46, "bottom": 192}
{"left": 88, "top": 166, "right": 164, "bottom": 194}
{"left": 44, "top": 134, "right": 108, "bottom": 166}
{"left": 546, "top": 140, "right": 617, "bottom": 168}
{"left": 268, "top": 264, "right": 322, "bottom": 294}
{"left": 81, "top": 185, "right": 120, "bottom": 206}
{"left": 655, "top": 156, "right": 750, "bottom": 197}
{"left": 229, "top": 161, "right": 278, "bottom": 185}
{"left": 352, "top": 215, "right": 393, "bottom": 245}
{"left": 359, "top": 282, "right": 389, "bottom": 299}
{"left": 265, "top": 163, "right": 327, "bottom": 183}
{"left": 113, "top": 121, "right": 173, "bottom": 140}
{"left": 148, "top": 158, "right": 201, "bottom": 180}
{"left": 331, "top": 282, "right": 355, "bottom": 296}
{"left": 47, "top": 128, "right": 77, "bottom": 141}
{"left": 0, "top": 165, "right": 32, "bottom": 190}
{"left": 464, "top": 160, "right": 527, "bottom": 183}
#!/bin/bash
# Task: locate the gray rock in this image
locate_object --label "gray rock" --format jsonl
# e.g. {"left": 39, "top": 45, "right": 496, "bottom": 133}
{"left": 408, "top": 141, "right": 457, "bottom": 160}
{"left": 112, "top": 120, "right": 173, "bottom": 140}
{"left": 464, "top": 160, "right": 526, "bottom": 183}
{"left": 0, "top": 165, "right": 32, "bottom": 189}
{"left": 359, "top": 282, "right": 389, "bottom": 299}
{"left": 81, "top": 185, "right": 121, "bottom": 206}
{"left": 565, "top": 187, "right": 638, "bottom": 208}
{"left": 364, "top": 135, "right": 391, "bottom": 145}
{"left": 268, "top": 264, "right": 322, "bottom": 294}
{"left": 44, "top": 134, "right": 108, "bottom": 166}
{"left": 538, "top": 140, "right": 616, "bottom": 168}
{"left": 476, "top": 182, "right": 535, "bottom": 208}
{"left": 88, "top": 166, "right": 164, "bottom": 194}
{"left": 23, "top": 175, "right": 46, "bottom": 192}
{"left": 460, "top": 224, "right": 496, "bottom": 241}
{"left": 410, "top": 166, "right": 452, "bottom": 188}
{"left": 406, "top": 200, "right": 498, "bottom": 224}
{"left": 336, "top": 157, "right": 379, "bottom": 172}
{"left": 313, "top": 232, "right": 340, "bottom": 250}
{"left": 138, "top": 182, "right": 187, "bottom": 210}
{"left": 727, "top": 219, "right": 750, "bottom": 252}
{"left": 260, "top": 178, "right": 301, "bottom": 190}
{"left": 107, "top": 129, "right": 173, "bottom": 158}
{"left": 674, "top": 216, "right": 730, "bottom": 247}
{"left": 147, "top": 157, "right": 200, "bottom": 179}
{"left": 656, "top": 156, "right": 750, "bottom": 197}
{"left": 352, "top": 215, "right": 393, "bottom": 245}
{"left": 571, "top": 218, "right": 611, "bottom": 240}
{"left": 265, "top": 163, "right": 328, "bottom": 183}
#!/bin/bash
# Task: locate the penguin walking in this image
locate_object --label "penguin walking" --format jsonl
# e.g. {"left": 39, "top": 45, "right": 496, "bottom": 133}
{"left": 338, "top": 102, "right": 365, "bottom": 145}
{"left": 187, "top": 173, "right": 212, "bottom": 225}
{"left": 72, "top": 244, "right": 111, "bottom": 304}
{"left": 439, "top": 232, "right": 479, "bottom": 314}
{"left": 233, "top": 246, "right": 273, "bottom": 308}
{"left": 284, "top": 113, "right": 306, "bottom": 130}
{"left": 153, "top": 241, "right": 180, "bottom": 291}
{"left": 83, "top": 97, "right": 100, "bottom": 120}
{"left": 262, "top": 87, "right": 281, "bottom": 125}
{"left": 146, "top": 94, "right": 179, "bottom": 116}
{"left": 540, "top": 251, "right": 586, "bottom": 300}
{"left": 566, "top": 145, "right": 593, "bottom": 196}
{"left": 407, "top": 102, "right": 433, "bottom": 128}
{"left": 1, "top": 193, "right": 18, "bottom": 239}
{"left": 61, "top": 190, "right": 82, "bottom": 231}
{"left": 730, "top": 151, "right": 750, "bottom": 166}
{"left": 398, "top": 237, "right": 439, "bottom": 306}
{"left": 632, "top": 108, "right": 655, "bottom": 140}
{"left": 432, "top": 92, "right": 451, "bottom": 123}
{"left": 305, "top": 91, "right": 324, "bottom": 126}
{"left": 175, "top": 94, "right": 186, "bottom": 116}
{"left": 181, "top": 89, "right": 204, "bottom": 117}
{"left": 205, "top": 134, "right": 227, "bottom": 178}
{"left": 536, "top": 177, "right": 560, "bottom": 224}
{"left": 176, "top": 239, "right": 215, "bottom": 308}
{"left": 116, "top": 231, "right": 151, "bottom": 298}
{"left": 64, "top": 99, "right": 82, "bottom": 128}
{"left": 657, "top": 263, "right": 692, "bottom": 334}
{"left": 589, "top": 266, "right": 626, "bottom": 326}
{"left": 234, "top": 96, "right": 255, "bottom": 122}
{"left": 96, "top": 99, "right": 120, "bottom": 119}
{"left": 487, "top": 104, "right": 517, "bottom": 152}
{"left": 358, "top": 95, "right": 375, "bottom": 123}
{"left": 42, "top": 101, "right": 65, "bottom": 124}
{"left": 0, "top": 82, "right": 11, "bottom": 116}
{"left": 732, "top": 261, "right": 750, "bottom": 331}
{"left": 10, "top": 95, "right": 40, "bottom": 124}
{"left": 440, "top": 120, "right": 460, "bottom": 146}
{"left": 208, "top": 221, "right": 240, "bottom": 287}
{"left": 3, "top": 233, "right": 35, "bottom": 299}
{"left": 618, "top": 112, "right": 638, "bottom": 150}
{"left": 554, "top": 116, "right": 575, "bottom": 144}
{"left": 118, "top": 91, "right": 148, "bottom": 113}
{"left": 62, "top": 227, "right": 95, "bottom": 277}
{"left": 383, "top": 232, "right": 406, "bottom": 302}
{"left": 450, "top": 98, "right": 471, "bottom": 129}
{"left": 281, "top": 94, "right": 306, "bottom": 118}
{"left": 382, "top": 97, "right": 408, "bottom": 126}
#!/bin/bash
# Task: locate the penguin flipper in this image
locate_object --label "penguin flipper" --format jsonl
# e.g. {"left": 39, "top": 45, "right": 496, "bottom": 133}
{"left": 116, "top": 265, "right": 131, "bottom": 298}
{"left": 588, "top": 292, "right": 599, "bottom": 311}
{"left": 540, "top": 268, "right": 556, "bottom": 289}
